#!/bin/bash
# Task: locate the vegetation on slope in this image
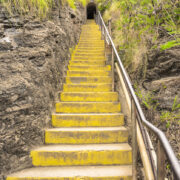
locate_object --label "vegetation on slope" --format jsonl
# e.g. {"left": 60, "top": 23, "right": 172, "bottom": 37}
{"left": 96, "top": 0, "right": 180, "bottom": 71}
{"left": 0, "top": 0, "right": 88, "bottom": 18}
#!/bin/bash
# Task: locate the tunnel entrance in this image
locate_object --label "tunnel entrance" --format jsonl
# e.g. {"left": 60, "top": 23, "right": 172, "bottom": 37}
{"left": 87, "top": 3, "right": 96, "bottom": 19}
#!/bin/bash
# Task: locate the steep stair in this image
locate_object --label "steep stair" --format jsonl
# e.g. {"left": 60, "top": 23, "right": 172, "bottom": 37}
{"left": 7, "top": 20, "right": 132, "bottom": 180}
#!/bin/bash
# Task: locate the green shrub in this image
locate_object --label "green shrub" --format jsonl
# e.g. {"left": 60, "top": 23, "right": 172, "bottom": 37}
{"left": 160, "top": 39, "right": 180, "bottom": 51}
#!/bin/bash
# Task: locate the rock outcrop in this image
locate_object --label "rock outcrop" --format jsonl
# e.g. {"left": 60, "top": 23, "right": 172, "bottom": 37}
{"left": 0, "top": 4, "right": 85, "bottom": 179}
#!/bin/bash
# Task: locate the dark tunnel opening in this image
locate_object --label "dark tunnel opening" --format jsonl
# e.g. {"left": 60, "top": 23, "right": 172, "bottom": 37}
{"left": 87, "top": 3, "right": 96, "bottom": 19}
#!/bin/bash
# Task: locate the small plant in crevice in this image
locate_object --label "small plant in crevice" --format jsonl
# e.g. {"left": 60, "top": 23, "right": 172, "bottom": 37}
{"left": 134, "top": 83, "right": 159, "bottom": 111}
{"left": 160, "top": 38, "right": 180, "bottom": 51}
{"left": 160, "top": 95, "right": 180, "bottom": 129}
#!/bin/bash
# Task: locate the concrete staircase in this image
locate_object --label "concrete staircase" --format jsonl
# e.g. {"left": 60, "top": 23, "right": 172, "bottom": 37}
{"left": 7, "top": 20, "right": 132, "bottom": 180}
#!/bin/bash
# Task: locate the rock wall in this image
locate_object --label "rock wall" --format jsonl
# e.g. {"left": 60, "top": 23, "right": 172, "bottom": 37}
{"left": 0, "top": 4, "right": 85, "bottom": 179}
{"left": 130, "top": 41, "right": 180, "bottom": 162}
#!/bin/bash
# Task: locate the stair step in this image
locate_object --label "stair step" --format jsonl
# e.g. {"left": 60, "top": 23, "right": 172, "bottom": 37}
{"left": 76, "top": 46, "right": 104, "bottom": 49}
{"left": 69, "top": 60, "right": 105, "bottom": 65}
{"left": 74, "top": 49, "right": 104, "bottom": 54}
{"left": 63, "top": 83, "right": 112, "bottom": 92}
{"left": 52, "top": 113, "right": 124, "bottom": 127}
{"left": 45, "top": 127, "right": 128, "bottom": 144}
{"left": 60, "top": 91, "right": 116, "bottom": 102}
{"left": 77, "top": 46, "right": 104, "bottom": 48}
{"left": 72, "top": 54, "right": 105, "bottom": 57}
{"left": 65, "top": 76, "right": 112, "bottom": 84}
{"left": 67, "top": 70, "right": 111, "bottom": 77}
{"left": 72, "top": 52, "right": 104, "bottom": 55}
{"left": 68, "top": 65, "right": 111, "bottom": 71}
{"left": 56, "top": 102, "right": 121, "bottom": 113}
{"left": 60, "top": 92, "right": 118, "bottom": 102}
{"left": 7, "top": 166, "right": 132, "bottom": 180}
{"left": 78, "top": 41, "right": 104, "bottom": 43}
{"left": 79, "top": 39, "right": 102, "bottom": 42}
{"left": 78, "top": 32, "right": 101, "bottom": 34}
{"left": 78, "top": 43, "right": 104, "bottom": 46}
{"left": 78, "top": 40, "right": 104, "bottom": 42}
{"left": 30, "top": 144, "right": 132, "bottom": 166}
{"left": 72, "top": 52, "right": 104, "bottom": 56}
{"left": 71, "top": 57, "right": 105, "bottom": 61}
{"left": 80, "top": 33, "right": 101, "bottom": 35}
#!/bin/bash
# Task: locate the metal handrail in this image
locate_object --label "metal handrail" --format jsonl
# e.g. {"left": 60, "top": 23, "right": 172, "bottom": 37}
{"left": 96, "top": 11, "right": 180, "bottom": 179}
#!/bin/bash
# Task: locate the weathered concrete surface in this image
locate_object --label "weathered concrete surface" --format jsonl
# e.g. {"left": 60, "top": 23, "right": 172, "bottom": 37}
{"left": 0, "top": 4, "right": 85, "bottom": 179}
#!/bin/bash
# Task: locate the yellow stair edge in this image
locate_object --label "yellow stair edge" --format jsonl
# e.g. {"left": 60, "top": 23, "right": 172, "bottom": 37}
{"left": 30, "top": 144, "right": 132, "bottom": 166}
{"left": 51, "top": 113, "right": 124, "bottom": 127}
{"left": 66, "top": 70, "right": 111, "bottom": 77}
{"left": 55, "top": 102, "right": 121, "bottom": 113}
{"left": 65, "top": 76, "right": 112, "bottom": 84}
{"left": 6, "top": 166, "right": 132, "bottom": 180}
{"left": 60, "top": 92, "right": 118, "bottom": 102}
{"left": 45, "top": 127, "right": 128, "bottom": 144}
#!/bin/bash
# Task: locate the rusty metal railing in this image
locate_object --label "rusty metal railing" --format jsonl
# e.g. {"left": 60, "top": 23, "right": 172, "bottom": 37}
{"left": 95, "top": 11, "right": 180, "bottom": 180}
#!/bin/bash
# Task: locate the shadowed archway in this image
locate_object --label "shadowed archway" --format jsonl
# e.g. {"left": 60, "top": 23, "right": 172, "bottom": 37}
{"left": 87, "top": 3, "right": 97, "bottom": 19}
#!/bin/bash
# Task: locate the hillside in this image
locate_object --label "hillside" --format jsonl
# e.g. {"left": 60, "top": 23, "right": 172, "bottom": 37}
{"left": 97, "top": 0, "right": 180, "bottom": 175}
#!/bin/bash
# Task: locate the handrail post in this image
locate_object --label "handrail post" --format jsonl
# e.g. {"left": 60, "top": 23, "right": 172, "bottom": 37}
{"left": 157, "top": 140, "right": 166, "bottom": 180}
{"left": 108, "top": 19, "right": 112, "bottom": 36}
{"left": 99, "top": 15, "right": 101, "bottom": 30}
{"left": 112, "top": 47, "right": 114, "bottom": 91}
{"left": 104, "top": 29, "right": 106, "bottom": 59}
{"left": 101, "top": 26, "right": 104, "bottom": 40}
{"left": 132, "top": 99, "right": 137, "bottom": 180}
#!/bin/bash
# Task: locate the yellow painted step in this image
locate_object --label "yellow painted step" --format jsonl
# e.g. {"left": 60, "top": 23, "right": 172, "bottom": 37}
{"left": 82, "top": 26, "right": 100, "bottom": 28}
{"left": 79, "top": 37, "right": 104, "bottom": 43}
{"left": 60, "top": 92, "right": 118, "bottom": 102}
{"left": 79, "top": 38, "right": 102, "bottom": 41}
{"left": 63, "top": 83, "right": 112, "bottom": 92}
{"left": 78, "top": 40, "right": 103, "bottom": 43}
{"left": 76, "top": 46, "right": 104, "bottom": 49}
{"left": 65, "top": 76, "right": 112, "bottom": 84}
{"left": 77, "top": 45, "right": 104, "bottom": 48}
{"left": 31, "top": 144, "right": 132, "bottom": 166}
{"left": 80, "top": 36, "right": 101, "bottom": 38}
{"left": 52, "top": 113, "right": 124, "bottom": 127}
{"left": 78, "top": 41, "right": 103, "bottom": 43}
{"left": 72, "top": 53, "right": 105, "bottom": 57}
{"left": 71, "top": 57, "right": 105, "bottom": 61}
{"left": 69, "top": 60, "right": 105, "bottom": 66}
{"left": 75, "top": 48, "right": 105, "bottom": 51}
{"left": 79, "top": 36, "right": 101, "bottom": 38}
{"left": 78, "top": 41, "right": 104, "bottom": 46}
{"left": 80, "top": 31, "right": 101, "bottom": 33}
{"left": 77, "top": 40, "right": 103, "bottom": 42}
{"left": 80, "top": 32, "right": 101, "bottom": 34}
{"left": 72, "top": 52, "right": 104, "bottom": 56}
{"left": 6, "top": 166, "right": 132, "bottom": 180}
{"left": 66, "top": 70, "right": 111, "bottom": 77}
{"left": 75, "top": 48, "right": 104, "bottom": 51}
{"left": 55, "top": 102, "right": 120, "bottom": 113}
{"left": 72, "top": 51, "right": 104, "bottom": 55}
{"left": 74, "top": 50, "right": 104, "bottom": 54}
{"left": 45, "top": 127, "right": 128, "bottom": 144}
{"left": 68, "top": 65, "right": 111, "bottom": 71}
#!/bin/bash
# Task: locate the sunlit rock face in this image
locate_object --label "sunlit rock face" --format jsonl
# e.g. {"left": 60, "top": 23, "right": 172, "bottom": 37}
{"left": 0, "top": 3, "right": 85, "bottom": 179}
